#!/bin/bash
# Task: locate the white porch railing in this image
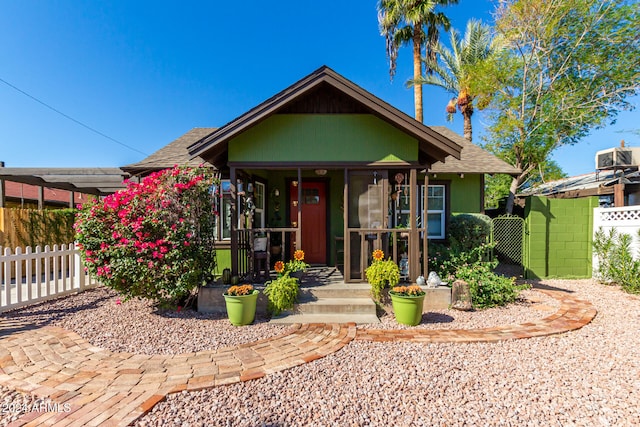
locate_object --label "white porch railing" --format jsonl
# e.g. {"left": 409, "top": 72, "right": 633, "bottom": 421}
{"left": 0, "top": 243, "right": 99, "bottom": 313}
{"left": 593, "top": 206, "right": 640, "bottom": 273}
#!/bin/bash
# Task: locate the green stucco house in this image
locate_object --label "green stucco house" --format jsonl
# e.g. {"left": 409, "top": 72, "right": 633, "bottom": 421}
{"left": 123, "top": 66, "right": 518, "bottom": 283}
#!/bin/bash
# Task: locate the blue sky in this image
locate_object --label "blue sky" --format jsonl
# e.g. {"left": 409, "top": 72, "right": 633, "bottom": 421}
{"left": 0, "top": 1, "right": 637, "bottom": 177}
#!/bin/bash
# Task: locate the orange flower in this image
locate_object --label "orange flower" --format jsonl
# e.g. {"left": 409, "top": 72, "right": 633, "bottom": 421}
{"left": 227, "top": 284, "right": 254, "bottom": 296}
{"left": 391, "top": 286, "right": 408, "bottom": 294}
{"left": 274, "top": 261, "right": 285, "bottom": 274}
{"left": 294, "top": 250, "right": 305, "bottom": 261}
{"left": 372, "top": 249, "right": 384, "bottom": 261}
{"left": 391, "top": 284, "right": 425, "bottom": 297}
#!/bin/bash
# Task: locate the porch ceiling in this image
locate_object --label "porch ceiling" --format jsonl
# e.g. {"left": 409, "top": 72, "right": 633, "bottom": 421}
{"left": 0, "top": 167, "right": 129, "bottom": 196}
{"left": 188, "top": 66, "right": 463, "bottom": 170}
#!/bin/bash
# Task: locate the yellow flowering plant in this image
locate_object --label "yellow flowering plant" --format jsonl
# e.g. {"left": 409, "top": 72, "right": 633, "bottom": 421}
{"left": 365, "top": 250, "right": 400, "bottom": 301}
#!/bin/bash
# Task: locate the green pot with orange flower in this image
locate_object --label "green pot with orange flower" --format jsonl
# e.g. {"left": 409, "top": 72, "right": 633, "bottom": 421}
{"left": 365, "top": 249, "right": 400, "bottom": 302}
{"left": 389, "top": 285, "right": 425, "bottom": 326}
{"left": 223, "top": 284, "right": 259, "bottom": 326}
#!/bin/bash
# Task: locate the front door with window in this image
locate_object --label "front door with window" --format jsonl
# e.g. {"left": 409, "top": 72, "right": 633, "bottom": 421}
{"left": 290, "top": 181, "right": 327, "bottom": 264}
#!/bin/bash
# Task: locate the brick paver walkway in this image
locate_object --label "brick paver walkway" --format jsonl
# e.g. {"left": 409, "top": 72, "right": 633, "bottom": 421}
{"left": 0, "top": 288, "right": 596, "bottom": 426}
{"left": 356, "top": 289, "right": 597, "bottom": 342}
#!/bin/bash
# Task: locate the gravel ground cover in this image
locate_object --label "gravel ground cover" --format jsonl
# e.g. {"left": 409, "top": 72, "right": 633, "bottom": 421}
{"left": 136, "top": 280, "right": 640, "bottom": 427}
{"left": 1, "top": 286, "right": 293, "bottom": 355}
{"left": 2, "top": 279, "right": 639, "bottom": 426}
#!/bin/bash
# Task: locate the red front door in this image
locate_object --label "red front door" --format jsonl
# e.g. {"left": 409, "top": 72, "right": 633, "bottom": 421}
{"left": 290, "top": 181, "right": 327, "bottom": 264}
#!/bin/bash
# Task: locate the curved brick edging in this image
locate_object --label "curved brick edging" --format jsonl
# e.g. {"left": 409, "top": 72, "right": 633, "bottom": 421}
{"left": 0, "top": 323, "right": 356, "bottom": 426}
{"left": 355, "top": 289, "right": 597, "bottom": 343}
{"left": 0, "top": 289, "right": 596, "bottom": 426}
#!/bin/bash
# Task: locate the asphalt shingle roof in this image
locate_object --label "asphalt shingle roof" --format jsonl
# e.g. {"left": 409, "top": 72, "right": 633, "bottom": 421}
{"left": 428, "top": 127, "right": 520, "bottom": 175}
{"left": 121, "top": 128, "right": 217, "bottom": 175}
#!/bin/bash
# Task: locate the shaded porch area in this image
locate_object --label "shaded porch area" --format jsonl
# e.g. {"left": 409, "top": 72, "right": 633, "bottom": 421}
{"left": 227, "top": 166, "right": 435, "bottom": 285}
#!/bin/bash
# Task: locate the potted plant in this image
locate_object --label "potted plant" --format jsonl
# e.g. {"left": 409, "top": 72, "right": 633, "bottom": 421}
{"left": 223, "top": 284, "right": 259, "bottom": 326}
{"left": 285, "top": 249, "right": 310, "bottom": 279}
{"left": 389, "top": 285, "right": 426, "bottom": 326}
{"left": 365, "top": 249, "right": 400, "bottom": 301}
{"left": 264, "top": 261, "right": 299, "bottom": 315}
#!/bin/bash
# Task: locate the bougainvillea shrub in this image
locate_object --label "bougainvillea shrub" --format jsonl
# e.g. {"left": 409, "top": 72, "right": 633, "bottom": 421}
{"left": 74, "top": 166, "right": 219, "bottom": 306}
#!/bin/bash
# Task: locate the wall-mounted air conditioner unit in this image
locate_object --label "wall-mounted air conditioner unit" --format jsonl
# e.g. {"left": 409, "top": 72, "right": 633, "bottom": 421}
{"left": 595, "top": 147, "right": 640, "bottom": 170}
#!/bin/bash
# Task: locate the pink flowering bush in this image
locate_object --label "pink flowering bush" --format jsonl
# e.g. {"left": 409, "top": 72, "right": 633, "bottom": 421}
{"left": 74, "top": 165, "right": 219, "bottom": 306}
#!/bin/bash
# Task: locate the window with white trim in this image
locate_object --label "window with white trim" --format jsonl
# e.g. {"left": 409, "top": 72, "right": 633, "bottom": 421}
{"left": 424, "top": 185, "right": 445, "bottom": 239}
{"left": 390, "top": 183, "right": 446, "bottom": 239}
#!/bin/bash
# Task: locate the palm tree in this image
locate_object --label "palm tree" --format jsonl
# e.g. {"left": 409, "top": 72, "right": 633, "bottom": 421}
{"left": 378, "top": 0, "right": 458, "bottom": 123}
{"left": 413, "top": 19, "right": 501, "bottom": 141}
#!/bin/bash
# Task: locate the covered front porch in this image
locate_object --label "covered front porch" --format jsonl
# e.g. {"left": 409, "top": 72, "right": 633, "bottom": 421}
{"left": 227, "top": 166, "right": 436, "bottom": 284}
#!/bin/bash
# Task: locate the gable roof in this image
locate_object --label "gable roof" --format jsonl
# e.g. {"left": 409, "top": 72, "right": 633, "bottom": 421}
{"left": 188, "top": 66, "right": 463, "bottom": 168}
{"left": 122, "top": 127, "right": 217, "bottom": 176}
{"left": 428, "top": 127, "right": 520, "bottom": 176}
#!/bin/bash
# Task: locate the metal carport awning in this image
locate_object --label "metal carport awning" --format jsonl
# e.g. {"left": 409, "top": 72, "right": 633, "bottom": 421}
{"left": 0, "top": 167, "right": 129, "bottom": 207}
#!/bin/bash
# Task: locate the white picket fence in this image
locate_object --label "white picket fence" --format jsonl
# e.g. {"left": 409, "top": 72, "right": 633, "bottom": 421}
{"left": 0, "top": 243, "right": 99, "bottom": 313}
{"left": 593, "top": 206, "right": 640, "bottom": 275}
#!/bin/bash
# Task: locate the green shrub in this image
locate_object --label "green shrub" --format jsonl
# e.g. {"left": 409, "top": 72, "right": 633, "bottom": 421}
{"left": 454, "top": 262, "right": 527, "bottom": 309}
{"left": 74, "top": 166, "right": 219, "bottom": 307}
{"left": 430, "top": 243, "right": 493, "bottom": 279}
{"left": 448, "top": 213, "right": 492, "bottom": 252}
{"left": 264, "top": 273, "right": 299, "bottom": 315}
{"left": 593, "top": 228, "right": 640, "bottom": 294}
{"left": 430, "top": 242, "right": 525, "bottom": 309}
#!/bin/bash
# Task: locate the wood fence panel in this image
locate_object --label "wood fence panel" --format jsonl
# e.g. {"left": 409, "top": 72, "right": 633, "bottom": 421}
{"left": 0, "top": 208, "right": 76, "bottom": 249}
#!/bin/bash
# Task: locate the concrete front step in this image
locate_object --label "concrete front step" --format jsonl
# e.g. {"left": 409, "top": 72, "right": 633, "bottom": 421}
{"left": 299, "top": 284, "right": 373, "bottom": 299}
{"left": 270, "top": 312, "right": 380, "bottom": 325}
{"left": 295, "top": 297, "right": 377, "bottom": 315}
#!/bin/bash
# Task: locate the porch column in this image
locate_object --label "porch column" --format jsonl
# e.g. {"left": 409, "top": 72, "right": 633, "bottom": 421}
{"left": 230, "top": 166, "right": 238, "bottom": 275}
{"left": 343, "top": 168, "right": 351, "bottom": 282}
{"left": 69, "top": 191, "right": 74, "bottom": 208}
{"left": 296, "top": 168, "right": 302, "bottom": 251}
{"left": 423, "top": 173, "right": 429, "bottom": 278}
{"left": 409, "top": 169, "right": 419, "bottom": 282}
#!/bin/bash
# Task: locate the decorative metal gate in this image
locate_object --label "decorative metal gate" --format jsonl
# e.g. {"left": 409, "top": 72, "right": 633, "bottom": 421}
{"left": 491, "top": 215, "right": 526, "bottom": 266}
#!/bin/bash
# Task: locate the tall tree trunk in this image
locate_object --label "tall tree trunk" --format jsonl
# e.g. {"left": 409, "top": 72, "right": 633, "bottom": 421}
{"left": 413, "top": 30, "right": 423, "bottom": 123}
{"left": 505, "top": 176, "right": 519, "bottom": 214}
{"left": 462, "top": 108, "right": 472, "bottom": 141}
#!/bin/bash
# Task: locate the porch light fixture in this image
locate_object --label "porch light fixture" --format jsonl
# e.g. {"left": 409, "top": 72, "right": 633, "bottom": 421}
{"left": 271, "top": 188, "right": 280, "bottom": 198}
{"left": 315, "top": 169, "right": 327, "bottom": 176}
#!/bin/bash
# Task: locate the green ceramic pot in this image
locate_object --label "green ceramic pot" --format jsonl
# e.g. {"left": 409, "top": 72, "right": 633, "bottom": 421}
{"left": 223, "top": 290, "right": 259, "bottom": 326}
{"left": 390, "top": 292, "right": 425, "bottom": 326}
